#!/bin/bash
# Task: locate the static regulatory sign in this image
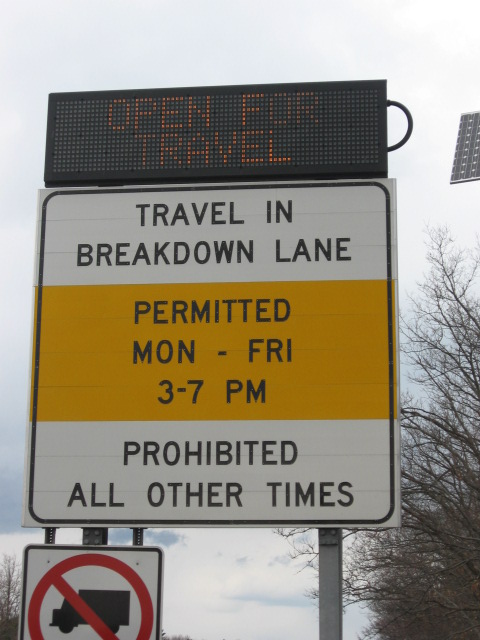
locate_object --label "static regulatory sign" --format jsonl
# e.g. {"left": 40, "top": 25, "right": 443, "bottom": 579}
{"left": 24, "top": 180, "right": 400, "bottom": 527}
{"left": 19, "top": 545, "right": 163, "bottom": 640}
{"left": 44, "top": 80, "right": 388, "bottom": 185}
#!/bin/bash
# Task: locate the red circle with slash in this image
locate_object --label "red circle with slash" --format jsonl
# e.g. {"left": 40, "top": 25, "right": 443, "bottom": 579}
{"left": 28, "top": 553, "right": 154, "bottom": 639}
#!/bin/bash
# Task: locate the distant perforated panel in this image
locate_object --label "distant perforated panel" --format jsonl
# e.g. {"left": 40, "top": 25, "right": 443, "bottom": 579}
{"left": 44, "top": 80, "right": 388, "bottom": 186}
{"left": 451, "top": 112, "right": 480, "bottom": 184}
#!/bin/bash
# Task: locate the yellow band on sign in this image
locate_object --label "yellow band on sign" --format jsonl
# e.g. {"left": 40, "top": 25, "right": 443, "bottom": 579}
{"left": 33, "top": 279, "right": 396, "bottom": 422}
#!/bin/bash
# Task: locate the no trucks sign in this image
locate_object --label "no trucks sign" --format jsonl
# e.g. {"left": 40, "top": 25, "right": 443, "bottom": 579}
{"left": 23, "top": 180, "right": 400, "bottom": 527}
{"left": 19, "top": 545, "right": 163, "bottom": 640}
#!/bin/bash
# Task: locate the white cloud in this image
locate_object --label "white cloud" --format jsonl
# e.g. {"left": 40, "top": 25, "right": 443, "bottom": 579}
{"left": 159, "top": 529, "right": 318, "bottom": 639}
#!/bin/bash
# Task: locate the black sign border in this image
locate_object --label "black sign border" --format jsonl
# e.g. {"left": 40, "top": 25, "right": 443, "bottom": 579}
{"left": 27, "top": 180, "right": 397, "bottom": 527}
{"left": 45, "top": 80, "right": 388, "bottom": 186}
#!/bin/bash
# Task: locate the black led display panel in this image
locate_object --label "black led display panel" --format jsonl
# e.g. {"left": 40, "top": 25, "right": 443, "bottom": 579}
{"left": 451, "top": 111, "right": 480, "bottom": 184}
{"left": 44, "top": 80, "right": 388, "bottom": 186}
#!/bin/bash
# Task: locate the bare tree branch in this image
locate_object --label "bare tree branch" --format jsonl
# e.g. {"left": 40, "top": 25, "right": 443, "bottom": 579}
{"left": 278, "top": 227, "right": 480, "bottom": 639}
{"left": 0, "top": 554, "right": 21, "bottom": 640}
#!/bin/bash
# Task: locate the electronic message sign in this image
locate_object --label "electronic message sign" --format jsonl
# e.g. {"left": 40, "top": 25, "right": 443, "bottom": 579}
{"left": 23, "top": 180, "right": 400, "bottom": 527}
{"left": 44, "top": 80, "right": 388, "bottom": 186}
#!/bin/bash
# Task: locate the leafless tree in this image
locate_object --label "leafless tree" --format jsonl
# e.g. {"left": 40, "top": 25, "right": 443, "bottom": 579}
{"left": 0, "top": 554, "right": 21, "bottom": 640}
{"left": 280, "top": 227, "right": 480, "bottom": 639}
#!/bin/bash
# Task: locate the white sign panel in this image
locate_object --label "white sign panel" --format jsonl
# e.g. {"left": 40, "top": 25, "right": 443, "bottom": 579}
{"left": 24, "top": 180, "right": 400, "bottom": 527}
{"left": 19, "top": 545, "right": 163, "bottom": 640}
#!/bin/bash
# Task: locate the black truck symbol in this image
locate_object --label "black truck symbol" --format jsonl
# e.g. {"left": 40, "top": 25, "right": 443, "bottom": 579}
{"left": 51, "top": 589, "right": 130, "bottom": 634}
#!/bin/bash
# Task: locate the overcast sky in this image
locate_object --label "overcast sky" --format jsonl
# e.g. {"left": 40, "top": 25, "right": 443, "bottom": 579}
{"left": 1, "top": 1, "right": 480, "bottom": 639}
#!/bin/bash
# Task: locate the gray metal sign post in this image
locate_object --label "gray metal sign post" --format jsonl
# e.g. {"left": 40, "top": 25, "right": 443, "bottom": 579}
{"left": 318, "top": 529, "right": 343, "bottom": 640}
